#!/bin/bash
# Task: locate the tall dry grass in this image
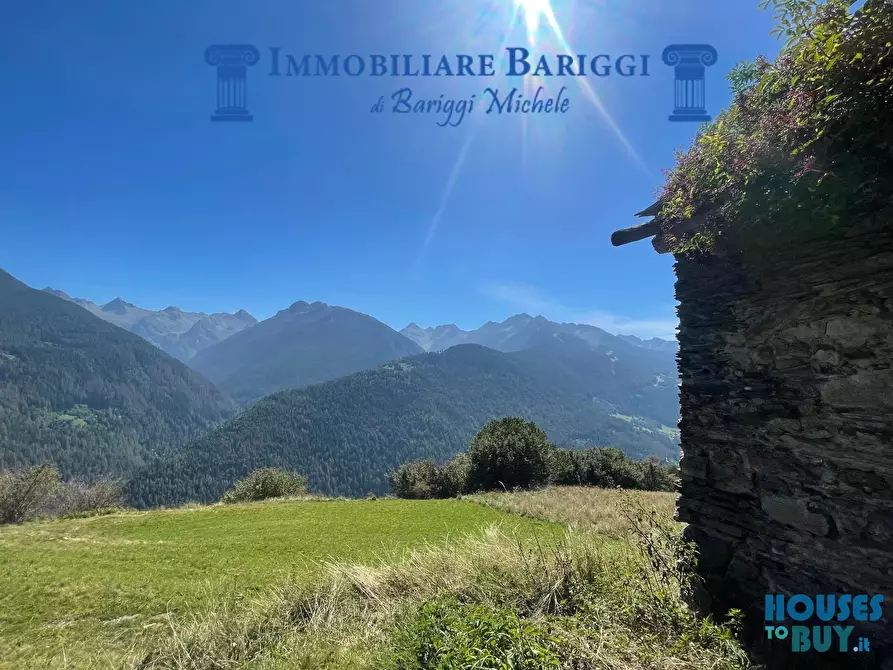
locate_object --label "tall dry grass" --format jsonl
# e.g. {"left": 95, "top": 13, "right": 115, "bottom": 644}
{"left": 468, "top": 485, "right": 679, "bottom": 537}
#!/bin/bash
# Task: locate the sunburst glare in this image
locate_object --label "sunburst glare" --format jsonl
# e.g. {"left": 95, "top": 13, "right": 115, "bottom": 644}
{"left": 516, "top": 0, "right": 556, "bottom": 42}
{"left": 412, "top": 0, "right": 646, "bottom": 266}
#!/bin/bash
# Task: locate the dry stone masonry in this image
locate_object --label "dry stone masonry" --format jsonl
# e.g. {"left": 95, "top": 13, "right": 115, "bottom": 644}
{"left": 674, "top": 214, "right": 893, "bottom": 668}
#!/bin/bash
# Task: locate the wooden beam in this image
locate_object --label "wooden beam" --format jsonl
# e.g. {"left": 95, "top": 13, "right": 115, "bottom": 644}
{"left": 610, "top": 219, "right": 662, "bottom": 246}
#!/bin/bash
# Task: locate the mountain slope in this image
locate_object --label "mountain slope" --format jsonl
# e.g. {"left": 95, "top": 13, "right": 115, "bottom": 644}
{"left": 129, "top": 342, "right": 679, "bottom": 507}
{"left": 42, "top": 289, "right": 257, "bottom": 361}
{"left": 400, "top": 314, "right": 677, "bottom": 354}
{"left": 189, "top": 301, "right": 425, "bottom": 405}
{"left": 1, "top": 270, "right": 237, "bottom": 480}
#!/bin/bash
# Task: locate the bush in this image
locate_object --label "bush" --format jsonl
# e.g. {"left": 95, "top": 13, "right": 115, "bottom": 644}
{"left": 46, "top": 478, "right": 126, "bottom": 517}
{"left": 584, "top": 447, "right": 644, "bottom": 489}
{"left": 549, "top": 448, "right": 585, "bottom": 485}
{"left": 389, "top": 428, "right": 677, "bottom": 499}
{"left": 0, "top": 464, "right": 60, "bottom": 524}
{"left": 393, "top": 597, "right": 564, "bottom": 669}
{"left": 389, "top": 454, "right": 471, "bottom": 500}
{"left": 549, "top": 447, "right": 677, "bottom": 492}
{"left": 388, "top": 460, "right": 441, "bottom": 499}
{"left": 221, "top": 468, "right": 307, "bottom": 504}
{"left": 435, "top": 453, "right": 470, "bottom": 498}
{"left": 639, "top": 455, "right": 677, "bottom": 492}
{"left": 467, "top": 417, "right": 553, "bottom": 492}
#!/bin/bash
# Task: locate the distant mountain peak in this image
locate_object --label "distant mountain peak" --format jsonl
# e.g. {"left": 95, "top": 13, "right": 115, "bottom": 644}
{"left": 163, "top": 306, "right": 182, "bottom": 313}
{"left": 282, "top": 300, "right": 328, "bottom": 314}
{"left": 102, "top": 298, "right": 134, "bottom": 313}
{"left": 191, "top": 299, "right": 424, "bottom": 404}
{"left": 234, "top": 309, "right": 255, "bottom": 321}
{"left": 404, "top": 322, "right": 421, "bottom": 330}
{"left": 287, "top": 300, "right": 311, "bottom": 314}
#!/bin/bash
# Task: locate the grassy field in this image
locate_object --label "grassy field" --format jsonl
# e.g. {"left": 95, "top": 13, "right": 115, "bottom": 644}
{"left": 0, "top": 488, "right": 750, "bottom": 669}
{"left": 135, "top": 488, "right": 748, "bottom": 670}
{"left": 0, "top": 497, "right": 559, "bottom": 668}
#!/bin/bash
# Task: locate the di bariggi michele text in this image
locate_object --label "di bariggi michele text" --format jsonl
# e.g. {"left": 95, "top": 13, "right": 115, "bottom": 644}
{"left": 368, "top": 86, "right": 568, "bottom": 127}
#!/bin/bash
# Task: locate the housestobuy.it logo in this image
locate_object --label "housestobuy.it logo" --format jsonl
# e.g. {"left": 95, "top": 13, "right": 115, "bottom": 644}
{"left": 764, "top": 593, "right": 884, "bottom": 654}
{"left": 204, "top": 43, "right": 718, "bottom": 125}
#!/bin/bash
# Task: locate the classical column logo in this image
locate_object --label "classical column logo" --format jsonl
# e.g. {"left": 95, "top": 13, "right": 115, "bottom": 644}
{"left": 662, "top": 44, "right": 718, "bottom": 123}
{"left": 205, "top": 44, "right": 261, "bottom": 122}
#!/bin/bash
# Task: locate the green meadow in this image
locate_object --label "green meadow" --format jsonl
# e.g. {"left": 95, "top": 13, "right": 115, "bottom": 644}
{"left": 0, "top": 498, "right": 559, "bottom": 668}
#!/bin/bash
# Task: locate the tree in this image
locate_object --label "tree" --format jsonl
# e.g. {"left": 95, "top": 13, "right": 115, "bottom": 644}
{"left": 467, "top": 417, "right": 553, "bottom": 492}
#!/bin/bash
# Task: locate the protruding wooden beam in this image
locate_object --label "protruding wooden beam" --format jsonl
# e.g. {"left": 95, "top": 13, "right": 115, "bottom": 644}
{"left": 610, "top": 219, "right": 662, "bottom": 246}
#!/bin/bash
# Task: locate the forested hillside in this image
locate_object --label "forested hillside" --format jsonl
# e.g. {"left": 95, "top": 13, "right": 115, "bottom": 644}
{"left": 189, "top": 300, "right": 424, "bottom": 404}
{"left": 0, "top": 270, "right": 237, "bottom": 480}
{"left": 129, "top": 342, "right": 679, "bottom": 506}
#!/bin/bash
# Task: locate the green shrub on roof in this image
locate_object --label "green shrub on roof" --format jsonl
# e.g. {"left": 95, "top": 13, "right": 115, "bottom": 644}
{"left": 661, "top": 0, "right": 893, "bottom": 256}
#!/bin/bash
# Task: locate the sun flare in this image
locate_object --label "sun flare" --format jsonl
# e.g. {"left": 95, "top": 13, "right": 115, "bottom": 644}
{"left": 416, "top": 0, "right": 645, "bottom": 266}
{"left": 515, "top": 0, "right": 556, "bottom": 41}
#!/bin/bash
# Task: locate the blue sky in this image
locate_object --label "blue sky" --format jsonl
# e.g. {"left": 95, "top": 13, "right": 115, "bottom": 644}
{"left": 0, "top": 0, "right": 780, "bottom": 340}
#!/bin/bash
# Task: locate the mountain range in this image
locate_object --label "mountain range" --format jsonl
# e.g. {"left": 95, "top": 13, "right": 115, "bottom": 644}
{"left": 3, "top": 269, "right": 680, "bottom": 507}
{"left": 42, "top": 289, "right": 257, "bottom": 362}
{"left": 41, "top": 289, "right": 678, "bottom": 408}
{"left": 400, "top": 316, "right": 678, "bottom": 354}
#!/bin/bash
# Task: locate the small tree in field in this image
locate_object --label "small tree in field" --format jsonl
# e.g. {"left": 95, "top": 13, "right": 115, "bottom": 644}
{"left": 467, "top": 418, "right": 553, "bottom": 492}
{"left": 0, "top": 464, "right": 60, "bottom": 524}
{"left": 221, "top": 468, "right": 307, "bottom": 504}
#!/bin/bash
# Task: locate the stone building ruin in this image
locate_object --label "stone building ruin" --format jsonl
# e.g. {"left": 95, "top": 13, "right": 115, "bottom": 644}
{"left": 611, "top": 205, "right": 893, "bottom": 668}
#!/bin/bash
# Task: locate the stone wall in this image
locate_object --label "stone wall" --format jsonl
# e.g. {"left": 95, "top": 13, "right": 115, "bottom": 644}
{"left": 674, "top": 216, "right": 893, "bottom": 669}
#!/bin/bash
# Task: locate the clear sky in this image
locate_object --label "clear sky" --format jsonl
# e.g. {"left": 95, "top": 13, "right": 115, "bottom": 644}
{"left": 0, "top": 0, "right": 780, "bottom": 340}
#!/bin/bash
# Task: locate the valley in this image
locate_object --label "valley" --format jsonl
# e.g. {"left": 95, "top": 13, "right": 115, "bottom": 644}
{"left": 2, "top": 267, "right": 680, "bottom": 510}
